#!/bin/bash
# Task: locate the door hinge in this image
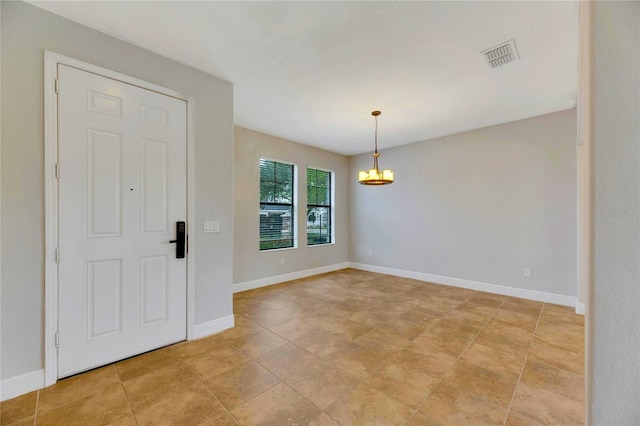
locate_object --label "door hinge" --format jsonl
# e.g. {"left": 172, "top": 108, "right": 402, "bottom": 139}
{"left": 55, "top": 247, "right": 60, "bottom": 263}
{"left": 55, "top": 163, "right": 60, "bottom": 179}
{"left": 186, "top": 235, "right": 189, "bottom": 254}
{"left": 55, "top": 332, "right": 60, "bottom": 348}
{"left": 55, "top": 78, "right": 60, "bottom": 94}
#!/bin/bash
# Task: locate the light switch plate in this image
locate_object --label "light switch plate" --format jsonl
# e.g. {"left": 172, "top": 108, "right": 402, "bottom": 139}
{"left": 204, "top": 221, "right": 220, "bottom": 233}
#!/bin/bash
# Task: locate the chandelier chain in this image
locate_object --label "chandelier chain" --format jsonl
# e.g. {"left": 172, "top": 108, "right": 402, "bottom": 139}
{"left": 374, "top": 114, "right": 378, "bottom": 154}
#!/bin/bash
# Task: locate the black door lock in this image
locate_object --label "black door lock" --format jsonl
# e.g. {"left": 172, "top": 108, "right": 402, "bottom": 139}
{"left": 169, "top": 221, "right": 186, "bottom": 259}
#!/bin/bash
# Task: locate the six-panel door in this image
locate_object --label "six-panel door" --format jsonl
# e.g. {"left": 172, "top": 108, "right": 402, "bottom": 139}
{"left": 57, "top": 65, "right": 187, "bottom": 377}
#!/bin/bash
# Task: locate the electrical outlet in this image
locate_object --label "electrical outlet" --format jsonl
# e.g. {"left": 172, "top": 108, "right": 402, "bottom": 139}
{"left": 368, "top": 250, "right": 372, "bottom": 257}
{"left": 280, "top": 258, "right": 285, "bottom": 266}
{"left": 524, "top": 268, "right": 532, "bottom": 278}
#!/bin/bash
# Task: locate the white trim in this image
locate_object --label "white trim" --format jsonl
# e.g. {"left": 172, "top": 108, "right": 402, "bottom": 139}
{"left": 349, "top": 262, "right": 578, "bottom": 308}
{"left": 576, "top": 303, "right": 585, "bottom": 316}
{"left": 186, "top": 96, "right": 196, "bottom": 340}
{"left": 259, "top": 155, "right": 297, "bottom": 167}
{"left": 0, "top": 6, "right": 3, "bottom": 395}
{"left": 258, "top": 246, "right": 297, "bottom": 253}
{"left": 44, "top": 51, "right": 59, "bottom": 387}
{"left": 258, "top": 157, "right": 299, "bottom": 251}
{"left": 1, "top": 370, "right": 44, "bottom": 402}
{"left": 46, "top": 53, "right": 185, "bottom": 100}
{"left": 307, "top": 242, "right": 336, "bottom": 248}
{"left": 576, "top": 0, "right": 593, "bottom": 318}
{"left": 306, "top": 166, "right": 336, "bottom": 246}
{"left": 44, "top": 51, "right": 196, "bottom": 388}
{"left": 193, "top": 315, "right": 235, "bottom": 339}
{"left": 233, "top": 262, "right": 350, "bottom": 293}
{"left": 306, "top": 164, "right": 334, "bottom": 174}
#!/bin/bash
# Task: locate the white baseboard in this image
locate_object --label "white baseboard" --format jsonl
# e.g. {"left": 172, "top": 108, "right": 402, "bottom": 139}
{"left": 233, "top": 262, "right": 350, "bottom": 293}
{"left": 192, "top": 314, "right": 235, "bottom": 340}
{"left": 350, "top": 262, "right": 578, "bottom": 308}
{"left": 1, "top": 369, "right": 44, "bottom": 402}
{"left": 575, "top": 303, "right": 585, "bottom": 315}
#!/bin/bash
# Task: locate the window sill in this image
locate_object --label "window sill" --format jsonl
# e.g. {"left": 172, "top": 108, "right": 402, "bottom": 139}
{"left": 306, "top": 241, "right": 335, "bottom": 248}
{"left": 259, "top": 246, "right": 298, "bottom": 253}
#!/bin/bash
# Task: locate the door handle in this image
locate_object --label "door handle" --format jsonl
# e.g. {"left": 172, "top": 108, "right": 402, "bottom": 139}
{"left": 169, "top": 221, "right": 186, "bottom": 259}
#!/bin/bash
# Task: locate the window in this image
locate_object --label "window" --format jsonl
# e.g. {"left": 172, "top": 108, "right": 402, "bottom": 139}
{"left": 307, "top": 168, "right": 333, "bottom": 245}
{"left": 259, "top": 159, "right": 296, "bottom": 250}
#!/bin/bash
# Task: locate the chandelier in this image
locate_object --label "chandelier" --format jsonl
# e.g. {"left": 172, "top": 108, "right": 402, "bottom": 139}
{"left": 358, "top": 111, "right": 394, "bottom": 185}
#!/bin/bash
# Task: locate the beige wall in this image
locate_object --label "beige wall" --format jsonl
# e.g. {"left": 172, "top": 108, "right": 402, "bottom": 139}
{"left": 1, "top": 1, "right": 234, "bottom": 380}
{"left": 233, "top": 127, "right": 349, "bottom": 285}
{"left": 588, "top": 1, "right": 640, "bottom": 422}
{"left": 350, "top": 110, "right": 578, "bottom": 299}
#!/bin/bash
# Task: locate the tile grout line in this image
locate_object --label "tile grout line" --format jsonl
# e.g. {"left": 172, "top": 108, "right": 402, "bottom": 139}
{"left": 32, "top": 389, "right": 40, "bottom": 426}
{"left": 233, "top": 276, "right": 574, "bottom": 425}
{"left": 279, "top": 283, "right": 447, "bottom": 382}
{"left": 181, "top": 313, "right": 330, "bottom": 422}
{"left": 170, "top": 346, "right": 242, "bottom": 425}
{"left": 405, "top": 293, "right": 508, "bottom": 424}
{"left": 197, "top": 275, "right": 550, "bottom": 425}
{"left": 313, "top": 277, "right": 433, "bottom": 422}
{"left": 501, "top": 302, "right": 545, "bottom": 426}
{"left": 294, "top": 280, "right": 498, "bottom": 408}
{"left": 250, "top": 340, "right": 355, "bottom": 424}
{"left": 118, "top": 381, "right": 139, "bottom": 426}
{"left": 114, "top": 362, "right": 139, "bottom": 426}
{"left": 355, "top": 288, "right": 466, "bottom": 381}
{"left": 247, "top": 281, "right": 423, "bottom": 424}
{"left": 231, "top": 353, "right": 293, "bottom": 409}
{"left": 266, "top": 283, "right": 479, "bottom": 424}
{"left": 268, "top": 330, "right": 356, "bottom": 421}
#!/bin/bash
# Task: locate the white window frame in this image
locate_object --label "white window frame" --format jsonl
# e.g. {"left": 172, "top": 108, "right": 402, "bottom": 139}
{"left": 258, "top": 156, "right": 298, "bottom": 252}
{"left": 306, "top": 165, "right": 335, "bottom": 247}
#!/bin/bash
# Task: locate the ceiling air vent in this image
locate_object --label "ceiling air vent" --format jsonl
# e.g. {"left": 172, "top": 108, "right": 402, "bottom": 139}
{"left": 482, "top": 39, "right": 519, "bottom": 68}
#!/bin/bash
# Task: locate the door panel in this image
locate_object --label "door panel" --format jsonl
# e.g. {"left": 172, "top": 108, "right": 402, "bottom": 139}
{"left": 57, "top": 65, "right": 187, "bottom": 377}
{"left": 88, "top": 129, "right": 122, "bottom": 237}
{"left": 87, "top": 259, "right": 122, "bottom": 339}
{"left": 141, "top": 138, "right": 169, "bottom": 235}
{"left": 140, "top": 255, "right": 169, "bottom": 326}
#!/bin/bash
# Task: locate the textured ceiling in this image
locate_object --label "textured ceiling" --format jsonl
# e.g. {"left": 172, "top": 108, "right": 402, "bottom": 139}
{"left": 29, "top": 1, "right": 579, "bottom": 155}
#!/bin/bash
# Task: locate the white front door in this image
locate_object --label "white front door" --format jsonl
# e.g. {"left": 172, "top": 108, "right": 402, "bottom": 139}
{"left": 57, "top": 65, "right": 187, "bottom": 377}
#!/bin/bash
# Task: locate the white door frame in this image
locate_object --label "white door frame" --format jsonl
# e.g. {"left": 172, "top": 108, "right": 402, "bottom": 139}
{"left": 44, "top": 51, "right": 196, "bottom": 387}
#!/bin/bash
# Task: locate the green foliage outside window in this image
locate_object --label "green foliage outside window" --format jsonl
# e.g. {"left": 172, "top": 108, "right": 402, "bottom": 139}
{"left": 307, "top": 168, "right": 332, "bottom": 245}
{"left": 260, "top": 159, "right": 295, "bottom": 250}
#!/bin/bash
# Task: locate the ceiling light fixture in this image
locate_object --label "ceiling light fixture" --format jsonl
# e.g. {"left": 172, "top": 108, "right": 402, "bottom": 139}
{"left": 358, "top": 111, "right": 394, "bottom": 185}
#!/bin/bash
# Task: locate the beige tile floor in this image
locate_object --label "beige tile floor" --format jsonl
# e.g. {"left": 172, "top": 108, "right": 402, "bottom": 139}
{"left": 1, "top": 269, "right": 585, "bottom": 425}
